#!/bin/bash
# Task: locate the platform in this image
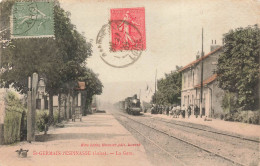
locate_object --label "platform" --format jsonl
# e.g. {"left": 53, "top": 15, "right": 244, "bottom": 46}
{"left": 0, "top": 113, "right": 151, "bottom": 166}
{"left": 148, "top": 113, "right": 260, "bottom": 139}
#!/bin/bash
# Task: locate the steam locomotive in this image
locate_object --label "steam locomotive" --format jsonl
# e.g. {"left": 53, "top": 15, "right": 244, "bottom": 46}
{"left": 119, "top": 94, "right": 142, "bottom": 115}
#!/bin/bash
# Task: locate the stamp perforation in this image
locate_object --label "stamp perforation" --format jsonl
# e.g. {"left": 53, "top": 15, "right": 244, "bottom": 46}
{"left": 10, "top": 1, "right": 55, "bottom": 39}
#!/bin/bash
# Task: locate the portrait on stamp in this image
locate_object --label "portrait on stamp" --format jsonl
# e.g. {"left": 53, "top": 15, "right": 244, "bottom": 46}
{"left": 11, "top": 2, "right": 54, "bottom": 38}
{"left": 110, "top": 7, "right": 146, "bottom": 52}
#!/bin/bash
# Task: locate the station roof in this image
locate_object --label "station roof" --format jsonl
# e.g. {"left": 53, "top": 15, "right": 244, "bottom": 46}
{"left": 194, "top": 74, "right": 217, "bottom": 88}
{"left": 179, "top": 46, "right": 222, "bottom": 72}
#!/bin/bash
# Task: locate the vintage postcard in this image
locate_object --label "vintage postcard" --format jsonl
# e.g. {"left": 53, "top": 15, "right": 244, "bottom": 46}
{"left": 0, "top": 0, "right": 259, "bottom": 166}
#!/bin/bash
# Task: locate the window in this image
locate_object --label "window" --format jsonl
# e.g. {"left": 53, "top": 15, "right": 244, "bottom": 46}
{"left": 36, "top": 99, "right": 41, "bottom": 109}
{"left": 188, "top": 72, "right": 190, "bottom": 87}
{"left": 192, "top": 71, "right": 194, "bottom": 86}
{"left": 212, "top": 69, "right": 217, "bottom": 74}
{"left": 184, "top": 74, "right": 186, "bottom": 88}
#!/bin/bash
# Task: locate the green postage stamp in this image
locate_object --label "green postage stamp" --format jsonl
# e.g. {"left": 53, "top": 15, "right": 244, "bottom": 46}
{"left": 11, "top": 2, "right": 54, "bottom": 38}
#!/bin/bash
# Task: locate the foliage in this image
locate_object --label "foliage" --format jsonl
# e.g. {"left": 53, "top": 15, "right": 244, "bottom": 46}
{"left": 78, "top": 68, "right": 103, "bottom": 115}
{"left": 36, "top": 109, "right": 59, "bottom": 132}
{"left": 79, "top": 68, "right": 103, "bottom": 96}
{"left": 151, "top": 91, "right": 165, "bottom": 105}
{"left": 4, "top": 91, "right": 25, "bottom": 144}
{"left": 217, "top": 25, "right": 260, "bottom": 110}
{"left": 221, "top": 91, "right": 238, "bottom": 113}
{"left": 36, "top": 110, "right": 48, "bottom": 132}
{"left": 53, "top": 109, "right": 59, "bottom": 124}
{"left": 151, "top": 66, "right": 182, "bottom": 105}
{"left": 223, "top": 110, "right": 260, "bottom": 125}
{"left": 211, "top": 112, "right": 224, "bottom": 119}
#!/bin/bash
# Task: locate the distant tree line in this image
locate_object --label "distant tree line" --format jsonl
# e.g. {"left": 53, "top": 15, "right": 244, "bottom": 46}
{"left": 151, "top": 66, "right": 182, "bottom": 106}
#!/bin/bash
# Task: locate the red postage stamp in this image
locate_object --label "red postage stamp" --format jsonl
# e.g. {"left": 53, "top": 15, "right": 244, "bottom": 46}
{"left": 110, "top": 7, "right": 146, "bottom": 51}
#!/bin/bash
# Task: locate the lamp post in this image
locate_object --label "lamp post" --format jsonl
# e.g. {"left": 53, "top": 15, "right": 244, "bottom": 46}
{"left": 154, "top": 69, "right": 157, "bottom": 112}
{"left": 27, "top": 76, "right": 32, "bottom": 142}
{"left": 38, "top": 78, "right": 47, "bottom": 110}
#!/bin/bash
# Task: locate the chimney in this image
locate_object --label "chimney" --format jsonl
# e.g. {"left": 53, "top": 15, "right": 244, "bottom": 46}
{"left": 210, "top": 39, "right": 221, "bottom": 52}
{"left": 196, "top": 51, "right": 200, "bottom": 60}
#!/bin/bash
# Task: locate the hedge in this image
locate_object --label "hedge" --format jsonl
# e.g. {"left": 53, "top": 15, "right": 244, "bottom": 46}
{"left": 223, "top": 110, "right": 260, "bottom": 125}
{"left": 4, "top": 91, "right": 26, "bottom": 144}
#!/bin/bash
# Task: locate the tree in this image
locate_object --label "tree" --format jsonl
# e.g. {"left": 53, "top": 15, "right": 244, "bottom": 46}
{"left": 151, "top": 66, "right": 182, "bottom": 105}
{"left": 217, "top": 25, "right": 260, "bottom": 110}
{"left": 78, "top": 68, "right": 103, "bottom": 115}
{"left": 0, "top": 1, "right": 93, "bottom": 124}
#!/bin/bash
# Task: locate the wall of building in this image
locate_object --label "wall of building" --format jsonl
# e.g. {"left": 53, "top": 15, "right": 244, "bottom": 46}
{"left": 202, "top": 52, "right": 221, "bottom": 80}
{"left": 181, "top": 89, "right": 197, "bottom": 114}
{"left": 181, "top": 47, "right": 224, "bottom": 117}
{"left": 212, "top": 81, "right": 224, "bottom": 115}
{"left": 182, "top": 68, "right": 196, "bottom": 90}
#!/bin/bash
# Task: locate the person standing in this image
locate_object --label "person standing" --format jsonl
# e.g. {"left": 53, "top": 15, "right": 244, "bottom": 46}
{"left": 187, "top": 105, "right": 191, "bottom": 118}
{"left": 171, "top": 106, "right": 176, "bottom": 117}
{"left": 159, "top": 105, "right": 162, "bottom": 114}
{"left": 194, "top": 105, "right": 199, "bottom": 118}
{"left": 176, "top": 105, "right": 181, "bottom": 118}
{"left": 166, "top": 106, "right": 169, "bottom": 116}
{"left": 151, "top": 105, "right": 155, "bottom": 114}
{"left": 182, "top": 104, "right": 187, "bottom": 118}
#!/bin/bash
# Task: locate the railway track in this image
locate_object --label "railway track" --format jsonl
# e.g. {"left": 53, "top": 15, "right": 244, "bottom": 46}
{"left": 113, "top": 112, "right": 248, "bottom": 166}
{"left": 114, "top": 114, "right": 188, "bottom": 166}
{"left": 152, "top": 117, "right": 259, "bottom": 143}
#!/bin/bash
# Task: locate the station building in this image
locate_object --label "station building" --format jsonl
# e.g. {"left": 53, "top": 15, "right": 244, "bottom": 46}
{"left": 179, "top": 43, "right": 224, "bottom": 117}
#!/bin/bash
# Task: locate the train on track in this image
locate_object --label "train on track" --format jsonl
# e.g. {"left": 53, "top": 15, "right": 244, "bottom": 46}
{"left": 119, "top": 94, "right": 142, "bottom": 115}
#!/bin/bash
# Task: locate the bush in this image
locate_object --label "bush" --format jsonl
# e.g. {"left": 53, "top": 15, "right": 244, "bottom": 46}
{"left": 220, "top": 114, "right": 224, "bottom": 120}
{"left": 53, "top": 109, "right": 59, "bottom": 124}
{"left": 223, "top": 110, "right": 260, "bottom": 125}
{"left": 4, "top": 91, "right": 26, "bottom": 144}
{"left": 222, "top": 92, "right": 238, "bottom": 113}
{"left": 212, "top": 112, "right": 225, "bottom": 120}
{"left": 36, "top": 109, "right": 60, "bottom": 132}
{"left": 36, "top": 110, "right": 49, "bottom": 132}
{"left": 224, "top": 113, "right": 234, "bottom": 121}
{"left": 248, "top": 111, "right": 259, "bottom": 124}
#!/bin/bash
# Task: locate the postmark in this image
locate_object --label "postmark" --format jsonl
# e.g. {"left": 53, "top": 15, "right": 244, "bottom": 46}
{"left": 11, "top": 2, "right": 54, "bottom": 39}
{"left": 96, "top": 7, "right": 146, "bottom": 68}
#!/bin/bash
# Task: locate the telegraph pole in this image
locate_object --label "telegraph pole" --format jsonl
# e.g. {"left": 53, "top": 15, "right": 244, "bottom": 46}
{"left": 27, "top": 73, "right": 38, "bottom": 142}
{"left": 200, "top": 28, "right": 204, "bottom": 117}
{"left": 154, "top": 69, "right": 157, "bottom": 105}
{"left": 27, "top": 76, "right": 32, "bottom": 142}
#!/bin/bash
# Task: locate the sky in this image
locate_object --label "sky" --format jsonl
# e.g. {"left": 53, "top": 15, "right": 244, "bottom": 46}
{"left": 59, "top": 0, "right": 259, "bottom": 103}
